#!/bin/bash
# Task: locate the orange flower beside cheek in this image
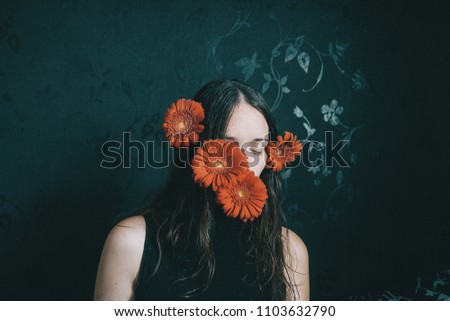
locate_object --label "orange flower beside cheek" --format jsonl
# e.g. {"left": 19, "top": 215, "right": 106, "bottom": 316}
{"left": 161, "top": 98, "right": 205, "bottom": 148}
{"left": 191, "top": 139, "right": 249, "bottom": 191}
{"left": 265, "top": 131, "right": 302, "bottom": 172}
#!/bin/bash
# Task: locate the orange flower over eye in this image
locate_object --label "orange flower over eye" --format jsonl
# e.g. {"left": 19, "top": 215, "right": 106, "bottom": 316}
{"left": 191, "top": 139, "right": 249, "bottom": 192}
{"left": 265, "top": 131, "right": 302, "bottom": 172}
{"left": 161, "top": 98, "right": 205, "bottom": 148}
{"left": 215, "top": 170, "right": 268, "bottom": 222}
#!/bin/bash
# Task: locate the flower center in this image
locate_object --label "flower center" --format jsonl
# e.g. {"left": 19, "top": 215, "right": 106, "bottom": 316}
{"left": 214, "top": 160, "right": 224, "bottom": 168}
{"left": 177, "top": 119, "right": 187, "bottom": 129}
{"left": 237, "top": 189, "right": 246, "bottom": 198}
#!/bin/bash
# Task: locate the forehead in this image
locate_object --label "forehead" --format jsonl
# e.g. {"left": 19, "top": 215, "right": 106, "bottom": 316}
{"left": 225, "top": 101, "right": 269, "bottom": 141}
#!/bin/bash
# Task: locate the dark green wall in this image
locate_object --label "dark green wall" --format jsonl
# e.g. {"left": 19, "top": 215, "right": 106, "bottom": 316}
{"left": 1, "top": 0, "right": 449, "bottom": 300}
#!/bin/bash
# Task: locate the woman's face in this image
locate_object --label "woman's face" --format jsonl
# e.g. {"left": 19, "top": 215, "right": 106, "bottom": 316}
{"left": 225, "top": 100, "right": 269, "bottom": 177}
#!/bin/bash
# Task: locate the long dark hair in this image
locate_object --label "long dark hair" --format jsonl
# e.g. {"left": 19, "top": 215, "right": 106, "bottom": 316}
{"left": 139, "top": 79, "right": 296, "bottom": 299}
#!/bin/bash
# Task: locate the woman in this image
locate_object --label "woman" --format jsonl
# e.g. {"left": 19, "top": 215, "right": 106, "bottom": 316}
{"left": 93, "top": 79, "right": 309, "bottom": 300}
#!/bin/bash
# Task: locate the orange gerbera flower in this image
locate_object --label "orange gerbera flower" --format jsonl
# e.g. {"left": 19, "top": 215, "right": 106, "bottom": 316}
{"left": 215, "top": 170, "right": 268, "bottom": 222}
{"left": 191, "top": 139, "right": 249, "bottom": 191}
{"left": 265, "top": 131, "right": 303, "bottom": 172}
{"left": 161, "top": 98, "right": 205, "bottom": 148}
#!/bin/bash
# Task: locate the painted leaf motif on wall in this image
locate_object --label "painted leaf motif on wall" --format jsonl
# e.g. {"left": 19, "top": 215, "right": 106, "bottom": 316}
{"left": 297, "top": 52, "right": 310, "bottom": 73}
{"left": 272, "top": 47, "right": 280, "bottom": 57}
{"left": 294, "top": 35, "right": 304, "bottom": 47}
{"left": 234, "top": 57, "right": 250, "bottom": 67}
{"left": 285, "top": 45, "right": 298, "bottom": 63}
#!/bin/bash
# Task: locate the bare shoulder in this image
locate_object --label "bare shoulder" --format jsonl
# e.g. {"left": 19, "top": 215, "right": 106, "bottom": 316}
{"left": 114, "top": 215, "right": 146, "bottom": 237}
{"left": 93, "top": 215, "right": 147, "bottom": 300}
{"left": 105, "top": 215, "right": 146, "bottom": 253}
{"left": 281, "top": 227, "right": 308, "bottom": 258}
{"left": 281, "top": 227, "right": 310, "bottom": 300}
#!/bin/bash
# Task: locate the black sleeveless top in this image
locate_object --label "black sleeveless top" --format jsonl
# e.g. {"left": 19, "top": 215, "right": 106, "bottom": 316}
{"left": 133, "top": 213, "right": 275, "bottom": 300}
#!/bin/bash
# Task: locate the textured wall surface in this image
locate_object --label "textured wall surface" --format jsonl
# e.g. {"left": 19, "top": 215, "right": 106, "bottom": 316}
{"left": 1, "top": 0, "right": 449, "bottom": 300}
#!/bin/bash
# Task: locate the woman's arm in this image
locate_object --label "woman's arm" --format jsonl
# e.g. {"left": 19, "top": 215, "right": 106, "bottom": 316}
{"left": 93, "top": 215, "right": 146, "bottom": 300}
{"left": 282, "top": 227, "right": 310, "bottom": 300}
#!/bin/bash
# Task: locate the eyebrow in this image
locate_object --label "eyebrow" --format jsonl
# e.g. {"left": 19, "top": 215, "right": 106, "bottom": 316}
{"left": 225, "top": 135, "right": 269, "bottom": 142}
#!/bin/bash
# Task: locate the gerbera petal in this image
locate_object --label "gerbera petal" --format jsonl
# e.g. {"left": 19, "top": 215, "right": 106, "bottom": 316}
{"left": 228, "top": 204, "right": 239, "bottom": 218}
{"left": 162, "top": 98, "right": 205, "bottom": 148}
{"left": 196, "top": 124, "right": 204, "bottom": 132}
{"left": 240, "top": 206, "right": 250, "bottom": 221}
{"left": 247, "top": 202, "right": 262, "bottom": 216}
{"left": 173, "top": 137, "right": 181, "bottom": 148}
{"left": 204, "top": 174, "right": 214, "bottom": 187}
{"left": 222, "top": 200, "right": 233, "bottom": 212}
{"left": 265, "top": 131, "right": 302, "bottom": 172}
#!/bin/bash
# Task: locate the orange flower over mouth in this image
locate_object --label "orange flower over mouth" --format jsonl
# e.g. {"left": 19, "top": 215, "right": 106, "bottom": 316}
{"left": 215, "top": 170, "right": 268, "bottom": 222}
{"left": 191, "top": 139, "right": 249, "bottom": 191}
{"left": 265, "top": 131, "right": 302, "bottom": 172}
{"left": 161, "top": 98, "right": 205, "bottom": 148}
